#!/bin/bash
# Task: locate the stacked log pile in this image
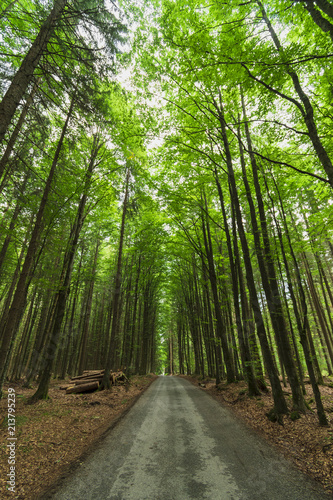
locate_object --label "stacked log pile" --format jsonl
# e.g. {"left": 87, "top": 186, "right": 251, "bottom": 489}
{"left": 60, "top": 370, "right": 128, "bottom": 394}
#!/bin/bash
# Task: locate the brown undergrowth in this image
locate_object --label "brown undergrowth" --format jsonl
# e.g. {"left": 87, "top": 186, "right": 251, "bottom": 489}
{"left": 0, "top": 374, "right": 157, "bottom": 499}
{"left": 180, "top": 374, "right": 333, "bottom": 497}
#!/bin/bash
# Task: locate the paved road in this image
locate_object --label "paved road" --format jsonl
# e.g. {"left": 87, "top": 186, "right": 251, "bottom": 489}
{"left": 45, "top": 376, "right": 331, "bottom": 500}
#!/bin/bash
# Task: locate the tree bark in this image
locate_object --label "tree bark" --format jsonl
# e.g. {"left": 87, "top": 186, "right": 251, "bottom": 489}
{"left": 257, "top": 0, "right": 333, "bottom": 188}
{"left": 213, "top": 97, "right": 288, "bottom": 415}
{"left": 29, "top": 135, "right": 101, "bottom": 401}
{"left": 296, "top": 0, "right": 333, "bottom": 41}
{"left": 66, "top": 381, "right": 99, "bottom": 394}
{"left": 214, "top": 170, "right": 259, "bottom": 394}
{"left": 201, "top": 201, "right": 235, "bottom": 383}
{"left": 0, "top": 97, "right": 74, "bottom": 398}
{"left": 0, "top": 79, "right": 40, "bottom": 182}
{"left": 78, "top": 239, "right": 100, "bottom": 374}
{"left": 240, "top": 93, "right": 306, "bottom": 412}
{"left": 101, "top": 167, "right": 130, "bottom": 389}
{"left": 0, "top": 0, "right": 68, "bottom": 143}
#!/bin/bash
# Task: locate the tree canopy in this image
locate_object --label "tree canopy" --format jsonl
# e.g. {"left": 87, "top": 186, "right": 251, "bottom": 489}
{"left": 0, "top": 0, "right": 333, "bottom": 425}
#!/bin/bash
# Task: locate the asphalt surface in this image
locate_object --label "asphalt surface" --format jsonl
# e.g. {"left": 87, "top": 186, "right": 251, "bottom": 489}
{"left": 46, "top": 376, "right": 331, "bottom": 500}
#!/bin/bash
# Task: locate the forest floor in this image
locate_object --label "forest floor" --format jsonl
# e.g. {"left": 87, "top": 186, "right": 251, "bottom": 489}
{"left": 181, "top": 374, "right": 333, "bottom": 497}
{"left": 0, "top": 374, "right": 157, "bottom": 499}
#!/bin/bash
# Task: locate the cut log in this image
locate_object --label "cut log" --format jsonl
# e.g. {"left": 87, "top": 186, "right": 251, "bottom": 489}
{"left": 70, "top": 375, "right": 103, "bottom": 383}
{"left": 65, "top": 385, "right": 75, "bottom": 392}
{"left": 66, "top": 381, "right": 99, "bottom": 394}
{"left": 70, "top": 374, "right": 94, "bottom": 381}
{"left": 60, "top": 370, "right": 130, "bottom": 392}
{"left": 83, "top": 370, "right": 104, "bottom": 375}
{"left": 80, "top": 374, "right": 103, "bottom": 380}
{"left": 64, "top": 369, "right": 128, "bottom": 389}
{"left": 72, "top": 378, "right": 102, "bottom": 386}
{"left": 70, "top": 372, "right": 104, "bottom": 381}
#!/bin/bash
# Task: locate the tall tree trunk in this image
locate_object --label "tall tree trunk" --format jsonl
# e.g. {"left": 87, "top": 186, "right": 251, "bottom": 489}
{"left": 78, "top": 239, "right": 100, "bottom": 374}
{"left": 192, "top": 256, "right": 206, "bottom": 379}
{"left": 214, "top": 170, "right": 259, "bottom": 394}
{"left": 201, "top": 200, "right": 235, "bottom": 383}
{"left": 257, "top": 0, "right": 333, "bottom": 187}
{"left": 266, "top": 171, "right": 323, "bottom": 385}
{"left": 101, "top": 167, "right": 130, "bottom": 389}
{"left": 304, "top": 283, "right": 333, "bottom": 375}
{"left": 9, "top": 291, "right": 37, "bottom": 380}
{"left": 60, "top": 250, "right": 83, "bottom": 378}
{"left": 0, "top": 97, "right": 74, "bottom": 398}
{"left": 29, "top": 135, "right": 101, "bottom": 401}
{"left": 127, "top": 255, "right": 141, "bottom": 373}
{"left": 23, "top": 293, "right": 54, "bottom": 386}
{"left": 0, "top": 0, "right": 68, "bottom": 143}
{"left": 0, "top": 172, "right": 29, "bottom": 276}
{"left": 120, "top": 260, "right": 134, "bottom": 369}
{"left": 0, "top": 79, "right": 40, "bottom": 181}
{"left": 302, "top": 252, "right": 333, "bottom": 366}
{"left": 213, "top": 97, "right": 288, "bottom": 415}
{"left": 264, "top": 172, "right": 328, "bottom": 423}
{"left": 240, "top": 93, "right": 306, "bottom": 412}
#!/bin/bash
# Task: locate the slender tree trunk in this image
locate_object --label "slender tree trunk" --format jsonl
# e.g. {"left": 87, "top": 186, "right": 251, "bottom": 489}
{"left": 101, "top": 167, "right": 130, "bottom": 389}
{"left": 29, "top": 135, "right": 101, "bottom": 401}
{"left": 177, "top": 315, "right": 184, "bottom": 375}
{"left": 192, "top": 256, "right": 206, "bottom": 379}
{"left": 201, "top": 201, "right": 235, "bottom": 383}
{"left": 78, "top": 239, "right": 100, "bottom": 374}
{"left": 0, "top": 79, "right": 40, "bottom": 181}
{"left": 127, "top": 256, "right": 141, "bottom": 373}
{"left": 240, "top": 93, "right": 306, "bottom": 411}
{"left": 120, "top": 262, "right": 133, "bottom": 369}
{"left": 0, "top": 97, "right": 74, "bottom": 398}
{"left": 264, "top": 172, "right": 328, "bottom": 423}
{"left": 60, "top": 251, "right": 83, "bottom": 378}
{"left": 306, "top": 283, "right": 333, "bottom": 374}
{"left": 9, "top": 291, "right": 37, "bottom": 380}
{"left": 257, "top": 0, "right": 333, "bottom": 187}
{"left": 267, "top": 171, "right": 323, "bottom": 385}
{"left": 23, "top": 293, "right": 54, "bottom": 386}
{"left": 0, "top": 0, "right": 68, "bottom": 143}
{"left": 0, "top": 172, "right": 29, "bottom": 276}
{"left": 214, "top": 170, "right": 259, "bottom": 394}
{"left": 213, "top": 98, "right": 288, "bottom": 415}
{"left": 202, "top": 266, "right": 220, "bottom": 382}
{"left": 303, "top": 253, "right": 333, "bottom": 365}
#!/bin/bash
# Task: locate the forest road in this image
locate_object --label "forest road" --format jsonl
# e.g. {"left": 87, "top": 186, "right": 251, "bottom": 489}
{"left": 44, "top": 376, "right": 331, "bottom": 500}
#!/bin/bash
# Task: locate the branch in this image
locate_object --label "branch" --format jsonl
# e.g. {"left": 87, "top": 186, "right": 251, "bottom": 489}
{"left": 240, "top": 62, "right": 306, "bottom": 116}
{"left": 245, "top": 148, "right": 330, "bottom": 183}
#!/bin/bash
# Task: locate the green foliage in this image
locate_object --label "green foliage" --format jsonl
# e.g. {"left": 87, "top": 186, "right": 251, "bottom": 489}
{"left": 0, "top": 0, "right": 332, "bottom": 427}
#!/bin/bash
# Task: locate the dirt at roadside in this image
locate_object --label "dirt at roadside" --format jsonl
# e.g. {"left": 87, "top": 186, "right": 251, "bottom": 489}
{"left": 0, "top": 374, "right": 157, "bottom": 499}
{"left": 180, "top": 374, "right": 333, "bottom": 497}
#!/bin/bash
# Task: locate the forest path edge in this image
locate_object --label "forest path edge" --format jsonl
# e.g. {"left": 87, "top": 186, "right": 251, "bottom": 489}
{"left": 180, "top": 374, "right": 333, "bottom": 497}
{"left": 0, "top": 374, "right": 158, "bottom": 499}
